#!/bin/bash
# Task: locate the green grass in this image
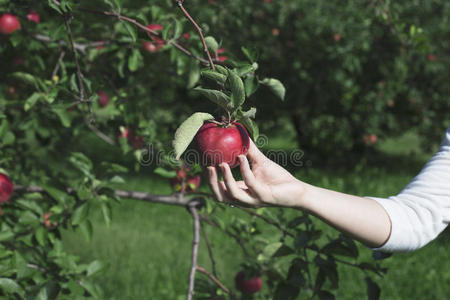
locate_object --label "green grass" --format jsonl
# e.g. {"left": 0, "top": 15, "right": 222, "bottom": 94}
{"left": 62, "top": 131, "right": 450, "bottom": 299}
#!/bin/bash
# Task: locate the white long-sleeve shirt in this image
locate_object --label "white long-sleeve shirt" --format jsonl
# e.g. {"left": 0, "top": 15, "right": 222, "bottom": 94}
{"left": 370, "top": 126, "right": 450, "bottom": 252}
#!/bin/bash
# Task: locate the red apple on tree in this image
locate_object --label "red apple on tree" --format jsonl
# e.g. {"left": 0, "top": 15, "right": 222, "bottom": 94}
{"left": 27, "top": 10, "right": 40, "bottom": 24}
{"left": 0, "top": 173, "right": 14, "bottom": 203}
{"left": 0, "top": 13, "right": 21, "bottom": 35}
{"left": 235, "top": 270, "right": 263, "bottom": 294}
{"left": 169, "top": 167, "right": 201, "bottom": 192}
{"left": 97, "top": 91, "right": 109, "bottom": 107}
{"left": 194, "top": 121, "right": 249, "bottom": 168}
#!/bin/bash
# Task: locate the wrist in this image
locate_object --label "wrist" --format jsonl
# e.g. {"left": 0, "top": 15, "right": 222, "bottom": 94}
{"left": 286, "top": 179, "right": 313, "bottom": 210}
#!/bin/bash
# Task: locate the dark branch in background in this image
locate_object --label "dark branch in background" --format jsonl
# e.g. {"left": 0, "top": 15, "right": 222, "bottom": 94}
{"left": 372, "top": 0, "right": 407, "bottom": 47}
{"left": 196, "top": 266, "right": 236, "bottom": 299}
{"left": 176, "top": 1, "right": 216, "bottom": 70}
{"left": 78, "top": 7, "right": 211, "bottom": 65}
{"left": 14, "top": 185, "right": 192, "bottom": 207}
{"left": 33, "top": 34, "right": 109, "bottom": 55}
{"left": 61, "top": 10, "right": 94, "bottom": 123}
{"left": 51, "top": 50, "right": 66, "bottom": 82}
{"left": 187, "top": 201, "right": 201, "bottom": 300}
{"left": 200, "top": 225, "right": 217, "bottom": 276}
{"left": 86, "top": 120, "right": 115, "bottom": 145}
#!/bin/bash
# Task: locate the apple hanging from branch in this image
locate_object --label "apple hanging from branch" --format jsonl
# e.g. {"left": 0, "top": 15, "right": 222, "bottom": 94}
{"left": 0, "top": 173, "right": 14, "bottom": 203}
{"left": 172, "top": 46, "right": 286, "bottom": 168}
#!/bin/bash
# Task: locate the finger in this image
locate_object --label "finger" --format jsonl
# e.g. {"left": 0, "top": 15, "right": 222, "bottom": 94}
{"left": 238, "top": 155, "right": 259, "bottom": 190}
{"left": 246, "top": 139, "right": 267, "bottom": 164}
{"left": 220, "top": 163, "right": 253, "bottom": 202}
{"left": 207, "top": 166, "right": 225, "bottom": 202}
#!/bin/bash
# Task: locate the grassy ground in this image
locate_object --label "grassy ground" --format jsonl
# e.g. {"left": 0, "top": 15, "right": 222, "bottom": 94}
{"left": 62, "top": 130, "right": 450, "bottom": 299}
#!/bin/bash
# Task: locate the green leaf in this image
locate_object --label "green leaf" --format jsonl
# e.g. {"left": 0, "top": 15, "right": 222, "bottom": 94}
{"left": 187, "top": 62, "right": 200, "bottom": 89}
{"left": 244, "top": 76, "right": 259, "bottom": 98}
{"left": 0, "top": 278, "right": 23, "bottom": 295}
{"left": 52, "top": 107, "right": 72, "bottom": 128}
{"left": 35, "top": 226, "right": 48, "bottom": 246}
{"left": 173, "top": 112, "right": 214, "bottom": 160}
{"left": 24, "top": 92, "right": 41, "bottom": 111}
{"left": 214, "top": 65, "right": 228, "bottom": 75}
{"left": 240, "top": 117, "right": 259, "bottom": 141}
{"left": 0, "top": 231, "right": 14, "bottom": 242}
{"left": 204, "top": 36, "right": 219, "bottom": 53}
{"left": 122, "top": 22, "right": 137, "bottom": 42}
{"left": 128, "top": 49, "right": 143, "bottom": 72}
{"left": 227, "top": 70, "right": 245, "bottom": 108}
{"left": 260, "top": 78, "right": 286, "bottom": 101}
{"left": 200, "top": 70, "right": 227, "bottom": 83}
{"left": 72, "top": 203, "right": 90, "bottom": 226}
{"left": 243, "top": 107, "right": 257, "bottom": 119}
{"left": 234, "top": 64, "right": 255, "bottom": 77}
{"left": 154, "top": 167, "right": 177, "bottom": 178}
{"left": 194, "top": 87, "right": 232, "bottom": 111}
{"left": 87, "top": 260, "right": 107, "bottom": 277}
{"left": 101, "top": 202, "right": 112, "bottom": 227}
{"left": 241, "top": 46, "right": 257, "bottom": 62}
{"left": 78, "top": 220, "right": 93, "bottom": 241}
{"left": 274, "top": 282, "right": 300, "bottom": 300}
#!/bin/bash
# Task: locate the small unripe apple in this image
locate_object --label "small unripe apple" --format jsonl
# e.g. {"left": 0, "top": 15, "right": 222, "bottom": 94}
{"left": 194, "top": 121, "right": 249, "bottom": 168}
{"left": 97, "top": 91, "right": 109, "bottom": 107}
{"left": 0, "top": 14, "right": 21, "bottom": 35}
{"left": 0, "top": 173, "right": 13, "bottom": 203}
{"left": 235, "top": 271, "right": 263, "bottom": 294}
{"left": 27, "top": 10, "right": 40, "bottom": 24}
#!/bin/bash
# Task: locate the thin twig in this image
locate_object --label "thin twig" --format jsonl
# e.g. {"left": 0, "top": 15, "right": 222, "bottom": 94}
{"left": 62, "top": 11, "right": 94, "bottom": 123}
{"left": 14, "top": 185, "right": 191, "bottom": 207}
{"left": 52, "top": 50, "right": 66, "bottom": 81}
{"left": 200, "top": 224, "right": 217, "bottom": 276}
{"left": 239, "top": 207, "right": 294, "bottom": 238}
{"left": 33, "top": 34, "right": 109, "bottom": 54}
{"left": 86, "top": 120, "right": 115, "bottom": 145}
{"left": 196, "top": 266, "right": 236, "bottom": 298}
{"left": 78, "top": 7, "right": 210, "bottom": 65}
{"left": 187, "top": 202, "right": 201, "bottom": 300}
{"left": 176, "top": 1, "right": 215, "bottom": 70}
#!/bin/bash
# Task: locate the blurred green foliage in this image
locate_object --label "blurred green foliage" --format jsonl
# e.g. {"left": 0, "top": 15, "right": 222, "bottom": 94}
{"left": 0, "top": 0, "right": 448, "bottom": 299}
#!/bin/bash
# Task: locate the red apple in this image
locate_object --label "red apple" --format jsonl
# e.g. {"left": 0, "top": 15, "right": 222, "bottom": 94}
{"left": 142, "top": 41, "right": 162, "bottom": 53}
{"left": 235, "top": 271, "right": 263, "bottom": 294}
{"left": 27, "top": 10, "right": 40, "bottom": 24}
{"left": 272, "top": 28, "right": 280, "bottom": 36}
{"left": 0, "top": 173, "right": 13, "bottom": 203}
{"left": 97, "top": 91, "right": 109, "bottom": 107}
{"left": 0, "top": 14, "right": 21, "bottom": 35}
{"left": 427, "top": 54, "right": 437, "bottom": 62}
{"left": 217, "top": 48, "right": 226, "bottom": 54}
{"left": 169, "top": 168, "right": 201, "bottom": 192}
{"left": 194, "top": 121, "right": 249, "bottom": 168}
{"left": 333, "top": 33, "right": 341, "bottom": 42}
{"left": 182, "top": 33, "right": 190, "bottom": 39}
{"left": 43, "top": 212, "right": 58, "bottom": 229}
{"left": 146, "top": 24, "right": 163, "bottom": 31}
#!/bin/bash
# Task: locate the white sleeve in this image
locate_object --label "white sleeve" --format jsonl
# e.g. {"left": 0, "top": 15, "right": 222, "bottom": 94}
{"left": 369, "top": 126, "right": 450, "bottom": 253}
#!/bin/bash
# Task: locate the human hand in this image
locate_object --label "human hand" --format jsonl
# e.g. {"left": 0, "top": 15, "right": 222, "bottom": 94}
{"left": 207, "top": 139, "right": 307, "bottom": 208}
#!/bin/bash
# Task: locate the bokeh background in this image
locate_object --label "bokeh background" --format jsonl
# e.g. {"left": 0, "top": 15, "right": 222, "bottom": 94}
{"left": 1, "top": 0, "right": 449, "bottom": 299}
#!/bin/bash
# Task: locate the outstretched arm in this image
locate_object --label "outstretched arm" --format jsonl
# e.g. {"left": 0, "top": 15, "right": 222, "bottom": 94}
{"left": 207, "top": 139, "right": 391, "bottom": 248}
{"left": 207, "top": 127, "right": 450, "bottom": 252}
